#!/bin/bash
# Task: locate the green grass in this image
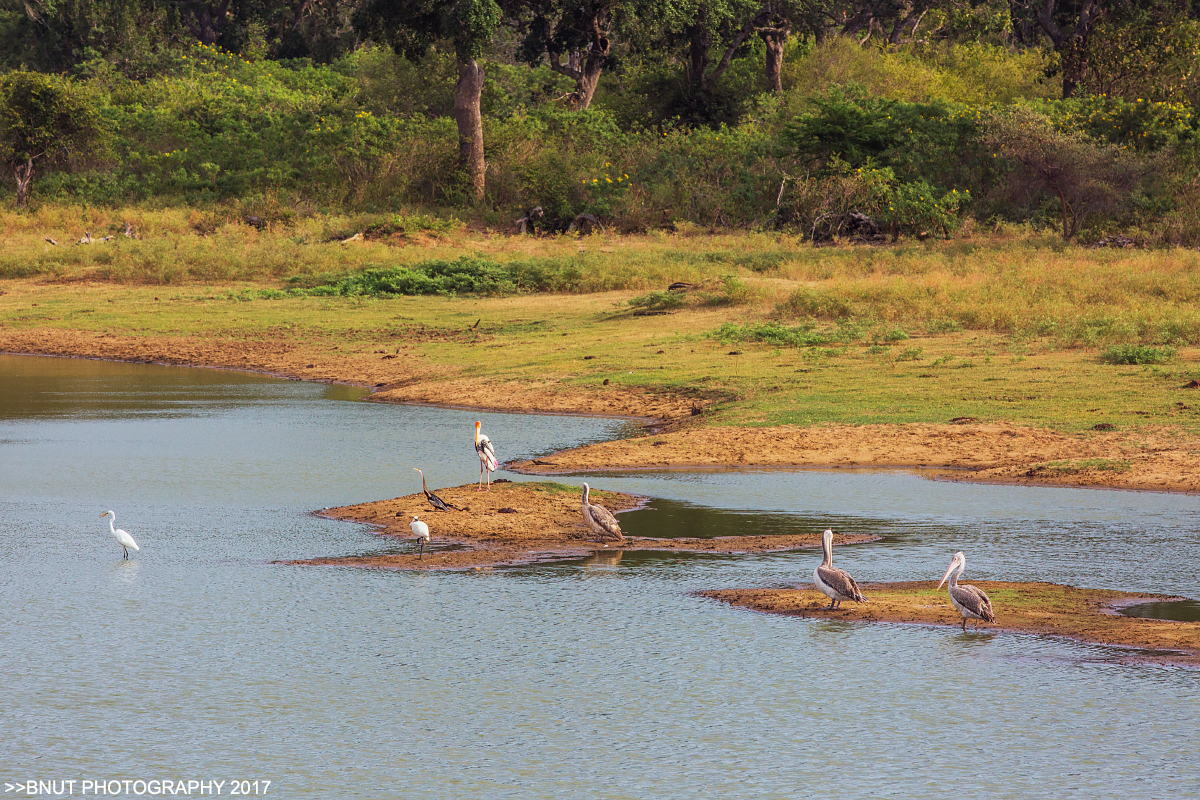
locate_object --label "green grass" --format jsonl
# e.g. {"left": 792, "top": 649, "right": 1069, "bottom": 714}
{"left": 4, "top": 218, "right": 1200, "bottom": 439}
{"left": 1027, "top": 459, "right": 1134, "bottom": 477}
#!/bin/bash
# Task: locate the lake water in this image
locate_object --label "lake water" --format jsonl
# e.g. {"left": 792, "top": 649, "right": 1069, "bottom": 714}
{"left": 1, "top": 354, "right": 1196, "bottom": 799}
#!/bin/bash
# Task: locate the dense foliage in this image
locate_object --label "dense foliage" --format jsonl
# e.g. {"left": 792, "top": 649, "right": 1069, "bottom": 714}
{"left": 3, "top": 0, "right": 1200, "bottom": 243}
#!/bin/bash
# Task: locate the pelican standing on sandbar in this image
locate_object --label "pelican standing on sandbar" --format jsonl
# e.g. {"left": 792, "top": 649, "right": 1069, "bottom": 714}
{"left": 937, "top": 551, "right": 996, "bottom": 631}
{"left": 813, "top": 528, "right": 866, "bottom": 609}
{"left": 474, "top": 421, "right": 497, "bottom": 491}
{"left": 410, "top": 515, "right": 430, "bottom": 559}
{"left": 414, "top": 468, "right": 458, "bottom": 511}
{"left": 581, "top": 482, "right": 623, "bottom": 543}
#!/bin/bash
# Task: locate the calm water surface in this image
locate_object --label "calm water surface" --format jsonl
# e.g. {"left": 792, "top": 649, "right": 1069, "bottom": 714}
{"left": 1, "top": 354, "right": 1196, "bottom": 799}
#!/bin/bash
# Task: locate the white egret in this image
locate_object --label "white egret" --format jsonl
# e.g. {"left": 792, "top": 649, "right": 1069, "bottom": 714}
{"left": 581, "top": 483, "right": 623, "bottom": 543}
{"left": 100, "top": 510, "right": 139, "bottom": 559}
{"left": 414, "top": 468, "right": 458, "bottom": 511}
{"left": 474, "top": 421, "right": 497, "bottom": 491}
{"left": 410, "top": 515, "right": 430, "bottom": 559}
{"left": 937, "top": 551, "right": 996, "bottom": 631}
{"left": 813, "top": 528, "right": 866, "bottom": 609}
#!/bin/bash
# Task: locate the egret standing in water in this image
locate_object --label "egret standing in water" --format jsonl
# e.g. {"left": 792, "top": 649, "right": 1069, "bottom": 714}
{"left": 410, "top": 515, "right": 430, "bottom": 559}
{"left": 937, "top": 551, "right": 996, "bottom": 631}
{"left": 474, "top": 421, "right": 497, "bottom": 491}
{"left": 581, "top": 482, "right": 623, "bottom": 543}
{"left": 813, "top": 528, "right": 866, "bottom": 609}
{"left": 100, "top": 510, "right": 139, "bottom": 559}
{"left": 413, "top": 468, "right": 458, "bottom": 511}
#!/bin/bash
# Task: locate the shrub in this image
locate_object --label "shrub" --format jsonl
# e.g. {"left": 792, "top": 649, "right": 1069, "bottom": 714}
{"left": 627, "top": 291, "right": 684, "bottom": 311}
{"left": 1101, "top": 344, "right": 1177, "bottom": 365}
{"left": 711, "top": 321, "right": 828, "bottom": 347}
{"left": 298, "top": 256, "right": 583, "bottom": 297}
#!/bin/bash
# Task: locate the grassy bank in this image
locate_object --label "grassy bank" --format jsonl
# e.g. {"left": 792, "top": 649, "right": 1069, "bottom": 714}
{"left": 2, "top": 218, "right": 1199, "bottom": 440}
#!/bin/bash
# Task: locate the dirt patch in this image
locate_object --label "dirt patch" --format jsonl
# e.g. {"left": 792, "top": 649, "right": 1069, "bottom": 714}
{"left": 701, "top": 583, "right": 1200, "bottom": 666}
{"left": 510, "top": 423, "right": 1200, "bottom": 494}
{"left": 281, "top": 481, "right": 876, "bottom": 571}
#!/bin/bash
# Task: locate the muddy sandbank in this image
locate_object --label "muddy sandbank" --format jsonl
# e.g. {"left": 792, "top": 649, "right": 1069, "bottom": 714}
{"left": 510, "top": 423, "right": 1200, "bottom": 494}
{"left": 281, "top": 481, "right": 877, "bottom": 571}
{"left": 701, "top": 583, "right": 1200, "bottom": 666}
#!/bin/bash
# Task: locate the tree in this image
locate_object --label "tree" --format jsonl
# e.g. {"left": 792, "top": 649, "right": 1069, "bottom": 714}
{"left": 677, "top": 0, "right": 771, "bottom": 93}
{"left": 512, "top": 0, "right": 626, "bottom": 110}
{"left": 1009, "top": 0, "right": 1105, "bottom": 98}
{"left": 354, "top": 0, "right": 501, "bottom": 202}
{"left": 1082, "top": 2, "right": 1200, "bottom": 105}
{"left": 983, "top": 106, "right": 1148, "bottom": 239}
{"left": 0, "top": 71, "right": 110, "bottom": 207}
{"left": 0, "top": 0, "right": 185, "bottom": 75}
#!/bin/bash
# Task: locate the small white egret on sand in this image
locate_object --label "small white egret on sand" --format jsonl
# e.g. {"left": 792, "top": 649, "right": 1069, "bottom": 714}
{"left": 937, "top": 551, "right": 996, "bottom": 631}
{"left": 410, "top": 515, "right": 430, "bottom": 559}
{"left": 414, "top": 468, "right": 459, "bottom": 511}
{"left": 100, "top": 510, "right": 139, "bottom": 559}
{"left": 813, "top": 528, "right": 866, "bottom": 609}
{"left": 581, "top": 483, "right": 623, "bottom": 543}
{"left": 474, "top": 421, "right": 497, "bottom": 491}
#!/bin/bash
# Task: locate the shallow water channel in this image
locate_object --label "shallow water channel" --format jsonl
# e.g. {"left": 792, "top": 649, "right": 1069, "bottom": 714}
{"left": 1, "top": 354, "right": 1197, "bottom": 799}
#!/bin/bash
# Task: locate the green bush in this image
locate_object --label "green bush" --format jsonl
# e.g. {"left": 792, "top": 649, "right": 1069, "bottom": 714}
{"left": 627, "top": 291, "right": 685, "bottom": 312}
{"left": 711, "top": 321, "right": 828, "bottom": 347}
{"left": 1101, "top": 344, "right": 1177, "bottom": 365}
{"left": 295, "top": 256, "right": 584, "bottom": 297}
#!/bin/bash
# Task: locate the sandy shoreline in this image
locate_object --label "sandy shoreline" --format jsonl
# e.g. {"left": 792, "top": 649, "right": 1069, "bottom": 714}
{"left": 2, "top": 327, "right": 1199, "bottom": 493}
{"left": 281, "top": 482, "right": 879, "bottom": 571}
{"left": 702, "top": 584, "right": 1200, "bottom": 666}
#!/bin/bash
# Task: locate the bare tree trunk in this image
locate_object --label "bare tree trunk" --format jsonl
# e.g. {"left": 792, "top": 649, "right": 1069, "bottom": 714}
{"left": 688, "top": 15, "right": 711, "bottom": 90}
{"left": 574, "top": 51, "right": 605, "bottom": 110}
{"left": 14, "top": 158, "right": 34, "bottom": 208}
{"left": 454, "top": 58, "right": 486, "bottom": 203}
{"left": 761, "top": 24, "right": 789, "bottom": 93}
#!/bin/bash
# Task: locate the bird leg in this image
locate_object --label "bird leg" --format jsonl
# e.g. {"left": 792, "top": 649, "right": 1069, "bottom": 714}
{"left": 962, "top": 617, "right": 967, "bottom": 632}
{"left": 418, "top": 540, "right": 425, "bottom": 560}
{"left": 827, "top": 598, "right": 836, "bottom": 609}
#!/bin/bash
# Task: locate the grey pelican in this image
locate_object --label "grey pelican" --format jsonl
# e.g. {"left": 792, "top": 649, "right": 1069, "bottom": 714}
{"left": 410, "top": 515, "right": 430, "bottom": 559}
{"left": 813, "top": 528, "right": 866, "bottom": 608}
{"left": 474, "top": 421, "right": 497, "bottom": 491}
{"left": 581, "top": 483, "right": 623, "bottom": 543}
{"left": 937, "top": 551, "right": 996, "bottom": 631}
{"left": 100, "top": 511, "right": 139, "bottom": 559}
{"left": 414, "top": 468, "right": 459, "bottom": 511}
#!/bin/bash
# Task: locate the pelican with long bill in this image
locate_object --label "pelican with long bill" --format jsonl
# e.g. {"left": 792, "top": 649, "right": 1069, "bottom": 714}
{"left": 937, "top": 551, "right": 996, "bottom": 631}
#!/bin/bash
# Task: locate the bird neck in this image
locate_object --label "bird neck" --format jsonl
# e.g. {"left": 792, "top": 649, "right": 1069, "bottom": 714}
{"left": 948, "top": 567, "right": 960, "bottom": 589}
{"left": 821, "top": 535, "right": 832, "bottom": 567}
{"left": 108, "top": 516, "right": 116, "bottom": 533}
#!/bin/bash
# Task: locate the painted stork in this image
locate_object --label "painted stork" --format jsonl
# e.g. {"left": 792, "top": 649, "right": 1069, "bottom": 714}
{"left": 813, "top": 528, "right": 866, "bottom": 609}
{"left": 410, "top": 515, "right": 430, "bottom": 559}
{"left": 413, "top": 468, "right": 458, "bottom": 511}
{"left": 100, "top": 510, "right": 139, "bottom": 559}
{"left": 581, "top": 482, "right": 623, "bottom": 543}
{"left": 937, "top": 551, "right": 996, "bottom": 631}
{"left": 474, "top": 421, "right": 497, "bottom": 491}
